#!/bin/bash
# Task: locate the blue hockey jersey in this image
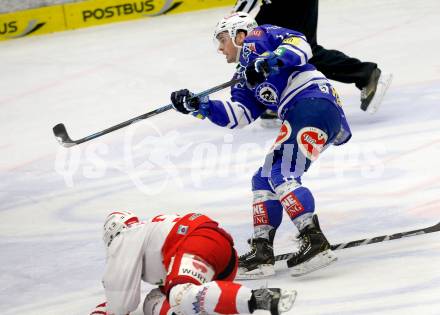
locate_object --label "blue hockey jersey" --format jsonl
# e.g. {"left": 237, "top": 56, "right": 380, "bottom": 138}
{"left": 207, "top": 24, "right": 351, "bottom": 145}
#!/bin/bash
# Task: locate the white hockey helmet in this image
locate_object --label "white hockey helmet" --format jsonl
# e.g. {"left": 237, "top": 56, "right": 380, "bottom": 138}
{"left": 103, "top": 211, "right": 140, "bottom": 248}
{"left": 213, "top": 12, "right": 258, "bottom": 42}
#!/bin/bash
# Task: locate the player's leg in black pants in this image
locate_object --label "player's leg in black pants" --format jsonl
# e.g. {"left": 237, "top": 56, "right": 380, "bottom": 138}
{"left": 252, "top": 0, "right": 391, "bottom": 113}
{"left": 255, "top": 0, "right": 319, "bottom": 47}
{"left": 310, "top": 45, "right": 378, "bottom": 90}
{"left": 255, "top": 0, "right": 377, "bottom": 91}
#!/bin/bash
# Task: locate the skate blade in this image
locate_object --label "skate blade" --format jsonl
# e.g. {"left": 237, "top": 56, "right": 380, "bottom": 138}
{"left": 367, "top": 72, "right": 393, "bottom": 114}
{"left": 235, "top": 264, "right": 275, "bottom": 280}
{"left": 278, "top": 289, "right": 298, "bottom": 313}
{"left": 290, "top": 249, "right": 337, "bottom": 277}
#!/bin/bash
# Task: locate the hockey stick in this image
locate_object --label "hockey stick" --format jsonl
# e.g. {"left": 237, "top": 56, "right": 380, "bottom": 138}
{"left": 274, "top": 221, "right": 440, "bottom": 262}
{"left": 53, "top": 78, "right": 242, "bottom": 147}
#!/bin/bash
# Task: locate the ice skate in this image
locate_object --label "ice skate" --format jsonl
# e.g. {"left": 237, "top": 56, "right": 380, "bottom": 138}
{"left": 360, "top": 68, "right": 393, "bottom": 114}
{"left": 249, "top": 288, "right": 297, "bottom": 315}
{"left": 236, "top": 237, "right": 275, "bottom": 279}
{"left": 287, "top": 214, "right": 337, "bottom": 276}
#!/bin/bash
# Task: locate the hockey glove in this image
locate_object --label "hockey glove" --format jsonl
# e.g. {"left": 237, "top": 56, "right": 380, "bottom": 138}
{"left": 170, "top": 89, "right": 209, "bottom": 115}
{"left": 245, "top": 52, "right": 283, "bottom": 88}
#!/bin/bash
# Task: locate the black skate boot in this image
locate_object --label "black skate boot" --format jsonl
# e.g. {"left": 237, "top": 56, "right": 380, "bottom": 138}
{"left": 236, "top": 230, "right": 275, "bottom": 279}
{"left": 249, "top": 288, "right": 297, "bottom": 315}
{"left": 360, "top": 68, "right": 393, "bottom": 114}
{"left": 287, "top": 214, "right": 337, "bottom": 276}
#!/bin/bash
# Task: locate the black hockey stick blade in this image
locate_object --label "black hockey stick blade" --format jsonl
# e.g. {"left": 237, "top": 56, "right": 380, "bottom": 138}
{"left": 51, "top": 104, "right": 173, "bottom": 148}
{"left": 53, "top": 123, "right": 76, "bottom": 148}
{"left": 52, "top": 78, "right": 241, "bottom": 148}
{"left": 275, "top": 221, "right": 440, "bottom": 262}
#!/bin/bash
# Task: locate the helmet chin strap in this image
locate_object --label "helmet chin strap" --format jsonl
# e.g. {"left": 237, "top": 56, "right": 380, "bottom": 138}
{"left": 232, "top": 36, "right": 242, "bottom": 63}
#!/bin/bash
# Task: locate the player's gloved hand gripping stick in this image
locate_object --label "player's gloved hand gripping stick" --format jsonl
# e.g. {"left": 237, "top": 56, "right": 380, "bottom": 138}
{"left": 170, "top": 89, "right": 211, "bottom": 120}
{"left": 53, "top": 78, "right": 241, "bottom": 147}
{"left": 245, "top": 51, "right": 284, "bottom": 88}
{"left": 169, "top": 51, "right": 286, "bottom": 120}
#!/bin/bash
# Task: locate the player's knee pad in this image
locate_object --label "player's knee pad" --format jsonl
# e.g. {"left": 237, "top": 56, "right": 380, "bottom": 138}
{"left": 143, "top": 288, "right": 171, "bottom": 315}
{"left": 275, "top": 180, "right": 315, "bottom": 220}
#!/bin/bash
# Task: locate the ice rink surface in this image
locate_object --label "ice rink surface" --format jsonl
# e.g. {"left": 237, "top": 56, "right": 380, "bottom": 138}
{"left": 1, "top": 0, "right": 440, "bottom": 314}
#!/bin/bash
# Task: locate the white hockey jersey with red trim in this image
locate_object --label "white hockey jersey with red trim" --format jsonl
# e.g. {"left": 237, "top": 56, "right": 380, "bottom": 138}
{"left": 103, "top": 214, "right": 180, "bottom": 315}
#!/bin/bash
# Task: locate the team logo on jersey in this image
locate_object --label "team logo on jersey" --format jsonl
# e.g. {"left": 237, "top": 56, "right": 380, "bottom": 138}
{"left": 256, "top": 83, "right": 279, "bottom": 105}
{"left": 179, "top": 254, "right": 215, "bottom": 284}
{"left": 297, "top": 127, "right": 328, "bottom": 161}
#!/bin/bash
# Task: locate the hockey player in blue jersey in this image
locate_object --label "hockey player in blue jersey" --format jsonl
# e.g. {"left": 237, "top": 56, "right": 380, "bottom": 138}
{"left": 170, "top": 12, "right": 352, "bottom": 278}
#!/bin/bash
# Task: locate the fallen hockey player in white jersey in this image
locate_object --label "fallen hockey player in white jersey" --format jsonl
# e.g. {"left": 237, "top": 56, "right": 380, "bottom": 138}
{"left": 89, "top": 211, "right": 297, "bottom": 315}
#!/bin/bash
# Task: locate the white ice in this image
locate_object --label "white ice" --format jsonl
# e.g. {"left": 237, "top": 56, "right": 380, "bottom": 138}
{"left": 1, "top": 0, "right": 440, "bottom": 314}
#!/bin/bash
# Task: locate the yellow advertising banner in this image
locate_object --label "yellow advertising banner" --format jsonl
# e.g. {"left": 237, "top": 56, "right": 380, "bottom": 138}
{"left": 0, "top": 0, "right": 234, "bottom": 41}
{"left": 64, "top": 0, "right": 167, "bottom": 29}
{"left": 0, "top": 5, "right": 65, "bottom": 41}
{"left": 64, "top": 0, "right": 234, "bottom": 29}
{"left": 168, "top": 0, "right": 235, "bottom": 14}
